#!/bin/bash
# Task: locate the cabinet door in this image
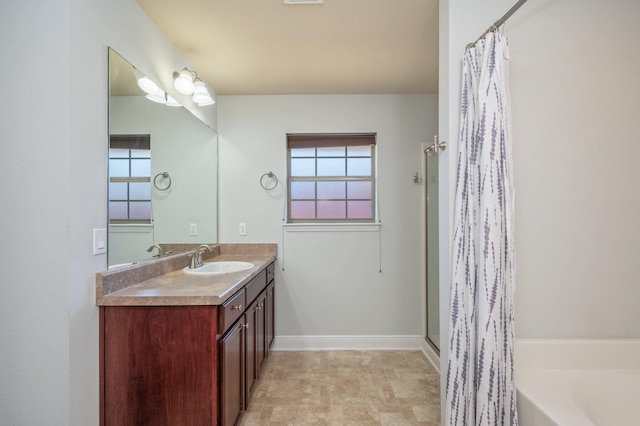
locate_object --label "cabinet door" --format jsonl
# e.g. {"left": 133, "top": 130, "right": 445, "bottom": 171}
{"left": 265, "top": 282, "right": 275, "bottom": 354}
{"left": 245, "top": 299, "right": 258, "bottom": 403}
{"left": 220, "top": 316, "right": 245, "bottom": 426}
{"left": 256, "top": 292, "right": 266, "bottom": 370}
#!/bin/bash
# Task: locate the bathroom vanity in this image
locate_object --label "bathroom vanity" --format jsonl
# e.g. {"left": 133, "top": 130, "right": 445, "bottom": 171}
{"left": 96, "top": 244, "right": 276, "bottom": 426}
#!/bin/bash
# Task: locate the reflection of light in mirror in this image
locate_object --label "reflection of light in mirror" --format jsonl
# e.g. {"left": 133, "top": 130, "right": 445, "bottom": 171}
{"left": 137, "top": 76, "right": 160, "bottom": 94}
{"left": 146, "top": 92, "right": 166, "bottom": 104}
{"left": 165, "top": 95, "right": 181, "bottom": 107}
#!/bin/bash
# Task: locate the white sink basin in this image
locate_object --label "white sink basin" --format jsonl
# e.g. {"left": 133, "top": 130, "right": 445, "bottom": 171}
{"left": 183, "top": 261, "right": 254, "bottom": 276}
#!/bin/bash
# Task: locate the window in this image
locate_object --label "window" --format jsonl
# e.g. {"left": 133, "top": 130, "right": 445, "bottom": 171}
{"left": 287, "top": 133, "right": 376, "bottom": 223}
{"left": 108, "top": 134, "right": 152, "bottom": 224}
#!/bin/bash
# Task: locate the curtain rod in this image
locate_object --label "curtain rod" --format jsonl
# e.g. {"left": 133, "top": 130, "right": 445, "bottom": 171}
{"left": 469, "top": 0, "right": 529, "bottom": 47}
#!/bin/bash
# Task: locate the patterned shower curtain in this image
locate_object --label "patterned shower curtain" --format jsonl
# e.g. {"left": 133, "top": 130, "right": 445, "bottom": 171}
{"left": 445, "top": 31, "right": 518, "bottom": 426}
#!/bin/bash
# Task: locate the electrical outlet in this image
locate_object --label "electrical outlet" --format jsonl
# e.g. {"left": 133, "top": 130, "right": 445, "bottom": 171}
{"left": 189, "top": 223, "right": 198, "bottom": 236}
{"left": 239, "top": 223, "right": 247, "bottom": 236}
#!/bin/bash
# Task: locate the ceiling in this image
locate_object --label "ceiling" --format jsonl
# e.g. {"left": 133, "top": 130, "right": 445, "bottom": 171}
{"left": 135, "top": 0, "right": 439, "bottom": 96}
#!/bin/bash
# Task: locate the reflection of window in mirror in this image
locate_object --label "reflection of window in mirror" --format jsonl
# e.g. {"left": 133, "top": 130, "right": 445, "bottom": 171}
{"left": 109, "top": 134, "right": 152, "bottom": 224}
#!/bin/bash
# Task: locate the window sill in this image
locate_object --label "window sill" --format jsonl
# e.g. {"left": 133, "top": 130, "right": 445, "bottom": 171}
{"left": 109, "top": 224, "right": 154, "bottom": 233}
{"left": 283, "top": 223, "right": 380, "bottom": 232}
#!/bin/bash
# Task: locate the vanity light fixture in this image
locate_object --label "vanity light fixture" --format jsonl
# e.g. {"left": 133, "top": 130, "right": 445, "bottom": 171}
{"left": 137, "top": 76, "right": 181, "bottom": 107}
{"left": 138, "top": 69, "right": 214, "bottom": 107}
{"left": 173, "top": 67, "right": 215, "bottom": 106}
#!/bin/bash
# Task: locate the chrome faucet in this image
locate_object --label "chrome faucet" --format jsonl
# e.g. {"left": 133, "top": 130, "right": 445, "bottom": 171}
{"left": 146, "top": 244, "right": 164, "bottom": 257}
{"left": 189, "top": 244, "right": 213, "bottom": 269}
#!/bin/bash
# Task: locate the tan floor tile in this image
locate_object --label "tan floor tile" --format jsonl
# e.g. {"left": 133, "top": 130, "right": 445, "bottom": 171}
{"left": 239, "top": 350, "right": 440, "bottom": 426}
{"left": 411, "top": 404, "right": 440, "bottom": 422}
{"left": 379, "top": 412, "right": 414, "bottom": 426}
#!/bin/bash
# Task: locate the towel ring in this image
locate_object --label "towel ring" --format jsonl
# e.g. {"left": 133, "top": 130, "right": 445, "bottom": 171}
{"left": 260, "top": 171, "right": 278, "bottom": 191}
{"left": 153, "top": 172, "right": 172, "bottom": 191}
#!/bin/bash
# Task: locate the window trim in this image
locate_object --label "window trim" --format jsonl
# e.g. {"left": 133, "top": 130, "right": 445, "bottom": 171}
{"left": 286, "top": 133, "right": 378, "bottom": 224}
{"left": 282, "top": 223, "right": 380, "bottom": 232}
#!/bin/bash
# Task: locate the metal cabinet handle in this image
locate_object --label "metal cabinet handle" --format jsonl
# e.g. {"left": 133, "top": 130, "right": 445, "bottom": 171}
{"left": 231, "top": 305, "right": 242, "bottom": 311}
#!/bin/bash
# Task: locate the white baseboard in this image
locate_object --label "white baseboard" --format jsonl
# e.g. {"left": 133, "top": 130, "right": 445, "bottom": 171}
{"left": 420, "top": 339, "right": 441, "bottom": 373}
{"left": 272, "top": 335, "right": 423, "bottom": 351}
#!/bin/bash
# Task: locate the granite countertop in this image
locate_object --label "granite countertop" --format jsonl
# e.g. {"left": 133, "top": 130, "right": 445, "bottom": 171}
{"left": 96, "top": 244, "right": 276, "bottom": 307}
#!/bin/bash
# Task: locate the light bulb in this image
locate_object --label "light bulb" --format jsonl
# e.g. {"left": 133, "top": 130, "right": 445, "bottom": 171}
{"left": 193, "top": 78, "right": 211, "bottom": 103}
{"left": 174, "top": 68, "right": 195, "bottom": 95}
{"left": 192, "top": 79, "right": 213, "bottom": 104}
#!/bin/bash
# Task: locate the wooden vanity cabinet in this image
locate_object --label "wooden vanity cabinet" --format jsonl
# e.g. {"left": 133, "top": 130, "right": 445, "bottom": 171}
{"left": 100, "top": 261, "right": 275, "bottom": 426}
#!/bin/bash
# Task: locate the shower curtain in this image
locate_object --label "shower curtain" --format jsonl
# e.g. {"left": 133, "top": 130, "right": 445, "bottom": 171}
{"left": 445, "top": 31, "right": 518, "bottom": 426}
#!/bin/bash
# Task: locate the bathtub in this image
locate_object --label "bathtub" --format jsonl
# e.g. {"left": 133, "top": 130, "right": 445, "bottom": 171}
{"left": 515, "top": 339, "right": 640, "bottom": 426}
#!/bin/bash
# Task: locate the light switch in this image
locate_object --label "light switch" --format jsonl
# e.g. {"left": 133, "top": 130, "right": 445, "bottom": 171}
{"left": 93, "top": 228, "right": 107, "bottom": 255}
{"left": 189, "top": 223, "right": 198, "bottom": 236}
{"left": 239, "top": 223, "right": 247, "bottom": 236}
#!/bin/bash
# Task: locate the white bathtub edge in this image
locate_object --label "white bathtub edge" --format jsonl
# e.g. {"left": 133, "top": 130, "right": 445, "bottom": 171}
{"left": 515, "top": 339, "right": 640, "bottom": 426}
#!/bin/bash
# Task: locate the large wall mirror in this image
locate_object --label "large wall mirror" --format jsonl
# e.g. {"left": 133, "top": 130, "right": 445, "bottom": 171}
{"left": 108, "top": 48, "right": 218, "bottom": 267}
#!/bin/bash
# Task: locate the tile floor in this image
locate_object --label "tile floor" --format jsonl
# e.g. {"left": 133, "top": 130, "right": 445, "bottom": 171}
{"left": 239, "top": 350, "right": 441, "bottom": 426}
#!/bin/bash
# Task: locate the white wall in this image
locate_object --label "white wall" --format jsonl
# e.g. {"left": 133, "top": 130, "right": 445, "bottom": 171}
{"left": 440, "top": 0, "right": 640, "bottom": 420}
{"left": 0, "top": 0, "right": 216, "bottom": 424}
{"left": 0, "top": 2, "right": 71, "bottom": 424}
{"left": 508, "top": 0, "right": 640, "bottom": 338}
{"left": 218, "top": 95, "right": 438, "bottom": 339}
{"left": 441, "top": 0, "right": 640, "bottom": 378}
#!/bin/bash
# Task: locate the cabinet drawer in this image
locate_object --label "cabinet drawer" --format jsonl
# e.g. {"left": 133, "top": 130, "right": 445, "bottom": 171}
{"left": 219, "top": 289, "right": 246, "bottom": 333}
{"left": 245, "top": 270, "right": 267, "bottom": 306}
{"left": 266, "top": 262, "right": 275, "bottom": 284}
